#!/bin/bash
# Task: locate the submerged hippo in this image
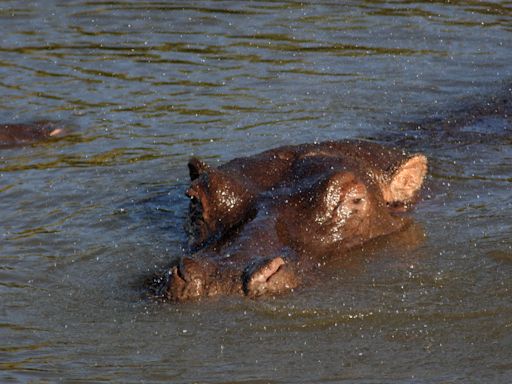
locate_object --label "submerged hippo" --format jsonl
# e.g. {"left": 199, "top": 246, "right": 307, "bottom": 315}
{"left": 0, "top": 121, "right": 64, "bottom": 147}
{"left": 156, "top": 140, "right": 428, "bottom": 301}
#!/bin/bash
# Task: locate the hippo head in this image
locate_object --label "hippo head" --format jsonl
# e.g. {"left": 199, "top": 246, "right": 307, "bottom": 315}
{"left": 0, "top": 121, "right": 65, "bottom": 147}
{"left": 158, "top": 141, "right": 428, "bottom": 302}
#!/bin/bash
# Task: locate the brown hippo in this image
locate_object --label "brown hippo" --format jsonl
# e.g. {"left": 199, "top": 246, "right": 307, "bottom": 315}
{"left": 156, "top": 140, "right": 428, "bottom": 302}
{"left": 0, "top": 121, "right": 64, "bottom": 147}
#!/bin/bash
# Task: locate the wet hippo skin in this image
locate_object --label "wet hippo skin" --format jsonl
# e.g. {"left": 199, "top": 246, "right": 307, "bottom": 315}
{"left": 156, "top": 140, "right": 428, "bottom": 302}
{"left": 0, "top": 121, "right": 64, "bottom": 147}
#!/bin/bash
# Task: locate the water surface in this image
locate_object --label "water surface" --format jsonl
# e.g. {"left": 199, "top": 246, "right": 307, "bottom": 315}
{"left": 1, "top": 1, "right": 511, "bottom": 382}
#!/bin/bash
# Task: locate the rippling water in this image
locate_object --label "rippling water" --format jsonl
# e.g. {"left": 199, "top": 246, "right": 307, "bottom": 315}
{"left": 1, "top": 1, "right": 511, "bottom": 382}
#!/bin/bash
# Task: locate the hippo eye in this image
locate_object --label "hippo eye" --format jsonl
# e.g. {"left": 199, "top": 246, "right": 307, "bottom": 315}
{"left": 352, "top": 198, "right": 363, "bottom": 205}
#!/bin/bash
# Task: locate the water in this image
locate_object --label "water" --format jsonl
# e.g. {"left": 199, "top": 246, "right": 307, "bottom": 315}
{"left": 1, "top": 1, "right": 511, "bottom": 382}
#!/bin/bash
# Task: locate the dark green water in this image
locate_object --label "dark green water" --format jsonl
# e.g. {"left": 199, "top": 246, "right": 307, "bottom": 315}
{"left": 1, "top": 1, "right": 511, "bottom": 382}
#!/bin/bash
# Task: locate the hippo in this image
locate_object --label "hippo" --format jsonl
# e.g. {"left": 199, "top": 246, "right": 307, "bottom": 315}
{"left": 0, "top": 121, "right": 64, "bottom": 147}
{"left": 155, "top": 140, "right": 428, "bottom": 302}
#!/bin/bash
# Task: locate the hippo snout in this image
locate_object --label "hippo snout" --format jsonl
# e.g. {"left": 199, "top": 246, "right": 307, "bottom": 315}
{"left": 160, "top": 258, "right": 207, "bottom": 301}
{"left": 157, "top": 256, "right": 299, "bottom": 302}
{"left": 158, "top": 257, "right": 244, "bottom": 301}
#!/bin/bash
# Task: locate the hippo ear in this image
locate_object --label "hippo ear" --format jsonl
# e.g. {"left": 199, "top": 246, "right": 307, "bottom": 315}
{"left": 383, "top": 154, "right": 428, "bottom": 205}
{"left": 188, "top": 157, "right": 211, "bottom": 181}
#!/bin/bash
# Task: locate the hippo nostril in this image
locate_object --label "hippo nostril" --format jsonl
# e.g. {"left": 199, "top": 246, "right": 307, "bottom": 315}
{"left": 154, "top": 266, "right": 185, "bottom": 300}
{"left": 162, "top": 264, "right": 207, "bottom": 301}
{"left": 172, "top": 265, "right": 187, "bottom": 283}
{"left": 166, "top": 257, "right": 211, "bottom": 300}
